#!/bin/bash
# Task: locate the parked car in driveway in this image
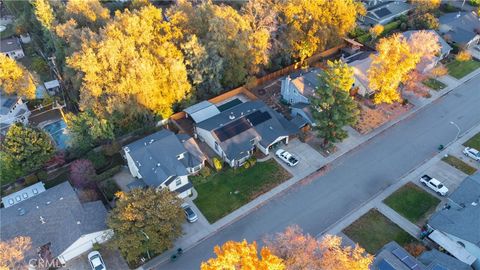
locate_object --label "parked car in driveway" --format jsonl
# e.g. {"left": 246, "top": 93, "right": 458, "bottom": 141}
{"left": 275, "top": 149, "right": 299, "bottom": 167}
{"left": 88, "top": 251, "right": 106, "bottom": 270}
{"left": 463, "top": 147, "right": 480, "bottom": 161}
{"left": 420, "top": 175, "right": 449, "bottom": 196}
{"left": 182, "top": 203, "right": 198, "bottom": 223}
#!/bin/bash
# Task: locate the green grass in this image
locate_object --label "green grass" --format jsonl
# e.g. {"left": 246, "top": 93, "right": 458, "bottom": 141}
{"left": 382, "top": 20, "right": 401, "bottom": 35}
{"left": 343, "top": 209, "right": 418, "bottom": 254}
{"left": 442, "top": 155, "right": 477, "bottom": 175}
{"left": 384, "top": 183, "right": 440, "bottom": 224}
{"left": 422, "top": 78, "right": 447, "bottom": 91}
{"left": 464, "top": 132, "right": 480, "bottom": 149}
{"left": 446, "top": 59, "right": 480, "bottom": 79}
{"left": 192, "top": 159, "right": 291, "bottom": 223}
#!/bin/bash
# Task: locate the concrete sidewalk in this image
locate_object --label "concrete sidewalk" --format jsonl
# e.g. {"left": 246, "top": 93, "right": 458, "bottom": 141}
{"left": 138, "top": 70, "right": 480, "bottom": 270}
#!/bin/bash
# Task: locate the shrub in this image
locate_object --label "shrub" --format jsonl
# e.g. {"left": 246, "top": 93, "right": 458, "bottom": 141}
{"left": 100, "top": 178, "right": 121, "bottom": 201}
{"left": 413, "top": 13, "right": 439, "bottom": 30}
{"left": 103, "top": 142, "right": 121, "bottom": 157}
{"left": 77, "top": 188, "right": 99, "bottom": 202}
{"left": 70, "top": 159, "right": 96, "bottom": 188}
{"left": 36, "top": 170, "right": 48, "bottom": 181}
{"left": 369, "top": 24, "right": 384, "bottom": 38}
{"left": 400, "top": 22, "right": 408, "bottom": 31}
{"left": 456, "top": 50, "right": 472, "bottom": 62}
{"left": 349, "top": 27, "right": 368, "bottom": 38}
{"left": 357, "top": 33, "right": 371, "bottom": 44}
{"left": 24, "top": 174, "right": 38, "bottom": 185}
{"left": 213, "top": 157, "right": 223, "bottom": 171}
{"left": 86, "top": 150, "right": 108, "bottom": 170}
{"left": 243, "top": 162, "right": 250, "bottom": 169}
{"left": 430, "top": 65, "right": 448, "bottom": 78}
{"left": 383, "top": 20, "right": 401, "bottom": 34}
{"left": 95, "top": 165, "right": 121, "bottom": 182}
{"left": 470, "top": 0, "right": 480, "bottom": 6}
{"left": 92, "top": 243, "right": 102, "bottom": 251}
{"left": 248, "top": 157, "right": 257, "bottom": 167}
{"left": 404, "top": 243, "right": 426, "bottom": 257}
{"left": 199, "top": 166, "right": 212, "bottom": 178}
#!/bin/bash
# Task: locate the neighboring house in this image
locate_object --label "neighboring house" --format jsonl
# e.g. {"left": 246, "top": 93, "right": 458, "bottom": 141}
{"left": 1, "top": 182, "right": 46, "bottom": 208}
{"left": 359, "top": 0, "right": 412, "bottom": 26}
{"left": 371, "top": 241, "right": 472, "bottom": 270}
{"left": 371, "top": 241, "right": 425, "bottom": 270}
{"left": 439, "top": 12, "right": 480, "bottom": 49}
{"left": 291, "top": 103, "right": 315, "bottom": 127}
{"left": 195, "top": 100, "right": 298, "bottom": 167}
{"left": 0, "top": 93, "right": 31, "bottom": 135}
{"left": 402, "top": 30, "right": 452, "bottom": 73}
{"left": 44, "top": 80, "right": 60, "bottom": 95}
{"left": 0, "top": 181, "right": 112, "bottom": 265}
{"left": 0, "top": 37, "right": 25, "bottom": 59}
{"left": 427, "top": 173, "right": 480, "bottom": 269}
{"left": 184, "top": 100, "right": 221, "bottom": 124}
{"left": 123, "top": 129, "right": 206, "bottom": 198}
{"left": 280, "top": 68, "right": 321, "bottom": 105}
{"left": 347, "top": 51, "right": 375, "bottom": 97}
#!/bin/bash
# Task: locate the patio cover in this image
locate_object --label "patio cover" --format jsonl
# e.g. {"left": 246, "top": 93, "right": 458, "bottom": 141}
{"left": 428, "top": 230, "right": 476, "bottom": 265}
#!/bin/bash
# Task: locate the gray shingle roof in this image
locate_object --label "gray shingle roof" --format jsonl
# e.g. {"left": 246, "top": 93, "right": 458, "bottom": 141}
{"left": 371, "top": 241, "right": 425, "bottom": 270}
{"left": 196, "top": 101, "right": 298, "bottom": 160}
{"left": 439, "top": 12, "right": 480, "bottom": 45}
{"left": 0, "top": 37, "right": 22, "bottom": 53}
{"left": 418, "top": 250, "right": 472, "bottom": 270}
{"left": 125, "top": 130, "right": 203, "bottom": 187}
{"left": 428, "top": 173, "right": 480, "bottom": 245}
{"left": 0, "top": 181, "right": 108, "bottom": 260}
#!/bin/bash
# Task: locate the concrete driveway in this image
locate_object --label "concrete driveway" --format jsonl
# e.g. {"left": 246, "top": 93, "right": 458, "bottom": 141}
{"left": 416, "top": 159, "right": 468, "bottom": 197}
{"left": 272, "top": 139, "right": 325, "bottom": 177}
{"left": 63, "top": 248, "right": 129, "bottom": 270}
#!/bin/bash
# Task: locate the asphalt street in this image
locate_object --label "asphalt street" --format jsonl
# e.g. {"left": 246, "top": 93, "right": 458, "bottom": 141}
{"left": 159, "top": 74, "right": 480, "bottom": 270}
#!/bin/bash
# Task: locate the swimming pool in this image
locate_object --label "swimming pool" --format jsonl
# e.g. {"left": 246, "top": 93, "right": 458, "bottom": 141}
{"left": 42, "top": 120, "right": 70, "bottom": 149}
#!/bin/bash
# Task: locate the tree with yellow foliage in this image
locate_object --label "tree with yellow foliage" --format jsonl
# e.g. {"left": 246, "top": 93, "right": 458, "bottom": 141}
{"left": 32, "top": 0, "right": 56, "bottom": 30}
{"left": 411, "top": 0, "right": 441, "bottom": 12}
{"left": 201, "top": 240, "right": 285, "bottom": 270}
{"left": 281, "top": 0, "right": 365, "bottom": 62}
{"left": 65, "top": 0, "right": 110, "bottom": 28}
{"left": 0, "top": 236, "right": 32, "bottom": 270}
{"left": 368, "top": 34, "right": 420, "bottom": 104}
{"left": 107, "top": 188, "right": 183, "bottom": 264}
{"left": 265, "top": 225, "right": 373, "bottom": 270}
{"left": 67, "top": 5, "right": 191, "bottom": 119}
{"left": 0, "top": 54, "right": 36, "bottom": 99}
{"left": 456, "top": 50, "right": 472, "bottom": 62}
{"left": 369, "top": 24, "right": 384, "bottom": 39}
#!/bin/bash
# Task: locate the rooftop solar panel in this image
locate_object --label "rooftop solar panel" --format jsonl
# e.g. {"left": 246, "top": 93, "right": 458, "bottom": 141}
{"left": 374, "top": 7, "right": 392, "bottom": 18}
{"left": 214, "top": 118, "right": 251, "bottom": 142}
{"left": 246, "top": 110, "right": 272, "bottom": 126}
{"left": 378, "top": 259, "right": 396, "bottom": 270}
{"left": 392, "top": 248, "right": 409, "bottom": 260}
{"left": 403, "top": 257, "right": 419, "bottom": 269}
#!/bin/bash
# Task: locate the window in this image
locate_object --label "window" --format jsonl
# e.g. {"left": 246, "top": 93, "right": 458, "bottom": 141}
{"left": 214, "top": 141, "right": 219, "bottom": 151}
{"left": 175, "top": 178, "right": 182, "bottom": 187}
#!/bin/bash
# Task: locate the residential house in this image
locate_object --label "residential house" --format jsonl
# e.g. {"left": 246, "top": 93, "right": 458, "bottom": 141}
{"left": 0, "top": 37, "right": 25, "bottom": 59}
{"left": 347, "top": 51, "right": 376, "bottom": 97}
{"left": 0, "top": 93, "right": 31, "bottom": 135}
{"left": 0, "top": 181, "right": 112, "bottom": 265}
{"left": 280, "top": 68, "right": 322, "bottom": 126}
{"left": 184, "top": 100, "right": 221, "bottom": 124}
{"left": 123, "top": 129, "right": 206, "bottom": 198}
{"left": 427, "top": 173, "right": 480, "bottom": 269}
{"left": 371, "top": 241, "right": 472, "bottom": 270}
{"left": 402, "top": 30, "right": 452, "bottom": 73}
{"left": 194, "top": 100, "right": 298, "bottom": 167}
{"left": 359, "top": 0, "right": 412, "bottom": 26}
{"left": 439, "top": 12, "right": 480, "bottom": 49}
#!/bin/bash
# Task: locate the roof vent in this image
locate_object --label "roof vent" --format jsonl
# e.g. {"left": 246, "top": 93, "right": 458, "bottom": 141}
{"left": 36, "top": 206, "right": 39, "bottom": 209}
{"left": 149, "top": 139, "right": 155, "bottom": 144}
{"left": 18, "top": 208, "right": 25, "bottom": 216}
{"left": 229, "top": 114, "right": 235, "bottom": 120}
{"left": 77, "top": 221, "right": 81, "bottom": 225}
{"left": 472, "top": 202, "right": 478, "bottom": 206}
{"left": 39, "top": 216, "right": 46, "bottom": 224}
{"left": 157, "top": 163, "right": 161, "bottom": 167}
{"left": 59, "top": 197, "right": 63, "bottom": 200}
{"left": 46, "top": 201, "right": 51, "bottom": 205}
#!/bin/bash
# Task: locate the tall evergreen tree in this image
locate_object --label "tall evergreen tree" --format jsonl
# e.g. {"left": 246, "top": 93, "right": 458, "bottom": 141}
{"left": 311, "top": 60, "right": 359, "bottom": 147}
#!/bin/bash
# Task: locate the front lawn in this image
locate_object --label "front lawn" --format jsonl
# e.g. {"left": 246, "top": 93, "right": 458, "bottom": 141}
{"left": 383, "top": 183, "right": 440, "bottom": 224}
{"left": 442, "top": 155, "right": 477, "bottom": 175}
{"left": 422, "top": 78, "right": 446, "bottom": 91}
{"left": 464, "top": 132, "right": 480, "bottom": 149}
{"left": 343, "top": 209, "right": 417, "bottom": 254}
{"left": 192, "top": 159, "right": 291, "bottom": 223}
{"left": 446, "top": 59, "right": 480, "bottom": 79}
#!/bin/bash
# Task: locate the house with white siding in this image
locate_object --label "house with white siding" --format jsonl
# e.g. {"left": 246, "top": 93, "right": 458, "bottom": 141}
{"left": 123, "top": 129, "right": 206, "bottom": 198}
{"left": 0, "top": 181, "right": 112, "bottom": 266}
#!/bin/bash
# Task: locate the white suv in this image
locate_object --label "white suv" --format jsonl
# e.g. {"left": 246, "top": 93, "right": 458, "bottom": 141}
{"left": 463, "top": 147, "right": 480, "bottom": 161}
{"left": 420, "top": 175, "right": 449, "bottom": 196}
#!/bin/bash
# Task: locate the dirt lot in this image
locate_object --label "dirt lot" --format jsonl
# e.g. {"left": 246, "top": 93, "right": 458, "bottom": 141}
{"left": 354, "top": 100, "right": 413, "bottom": 135}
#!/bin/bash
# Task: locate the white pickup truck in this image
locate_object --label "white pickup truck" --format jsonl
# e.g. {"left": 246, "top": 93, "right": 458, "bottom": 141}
{"left": 420, "top": 175, "right": 449, "bottom": 196}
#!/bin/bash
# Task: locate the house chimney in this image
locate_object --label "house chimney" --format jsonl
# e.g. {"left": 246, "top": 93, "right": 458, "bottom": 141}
{"left": 39, "top": 216, "right": 46, "bottom": 224}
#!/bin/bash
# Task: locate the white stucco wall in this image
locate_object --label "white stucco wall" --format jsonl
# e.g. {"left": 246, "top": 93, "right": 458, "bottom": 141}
{"left": 124, "top": 150, "right": 141, "bottom": 179}
{"left": 58, "top": 229, "right": 113, "bottom": 263}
